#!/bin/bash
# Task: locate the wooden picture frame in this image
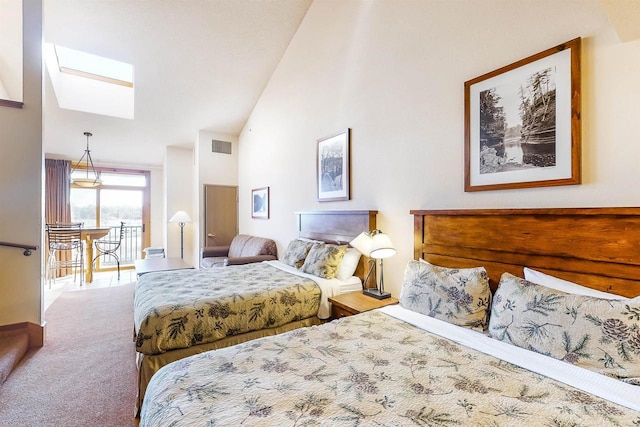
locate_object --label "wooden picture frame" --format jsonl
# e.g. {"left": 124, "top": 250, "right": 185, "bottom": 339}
{"left": 317, "top": 128, "right": 350, "bottom": 202}
{"left": 464, "top": 38, "right": 581, "bottom": 192}
{"left": 251, "top": 187, "right": 269, "bottom": 219}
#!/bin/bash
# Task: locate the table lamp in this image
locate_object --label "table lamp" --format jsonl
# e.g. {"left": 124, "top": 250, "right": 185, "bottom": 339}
{"left": 350, "top": 230, "right": 396, "bottom": 299}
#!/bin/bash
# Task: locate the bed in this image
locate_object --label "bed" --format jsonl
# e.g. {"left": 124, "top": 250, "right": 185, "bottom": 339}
{"left": 134, "top": 209, "right": 377, "bottom": 412}
{"left": 139, "top": 207, "right": 640, "bottom": 425}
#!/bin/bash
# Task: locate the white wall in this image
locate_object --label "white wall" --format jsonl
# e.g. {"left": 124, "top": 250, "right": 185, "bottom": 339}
{"left": 194, "top": 130, "right": 238, "bottom": 259}
{"left": 0, "top": 0, "right": 42, "bottom": 326}
{"left": 239, "top": 0, "right": 640, "bottom": 297}
{"left": 164, "top": 146, "right": 195, "bottom": 264}
{"left": 0, "top": 0, "right": 23, "bottom": 102}
{"left": 148, "top": 166, "right": 163, "bottom": 247}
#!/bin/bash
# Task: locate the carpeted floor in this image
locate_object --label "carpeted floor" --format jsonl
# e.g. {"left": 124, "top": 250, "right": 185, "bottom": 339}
{"left": 0, "top": 283, "right": 138, "bottom": 426}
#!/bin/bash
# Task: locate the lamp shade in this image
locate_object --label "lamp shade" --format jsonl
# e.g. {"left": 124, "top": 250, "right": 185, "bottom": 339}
{"left": 370, "top": 233, "right": 396, "bottom": 259}
{"left": 72, "top": 177, "right": 102, "bottom": 188}
{"left": 350, "top": 231, "right": 373, "bottom": 256}
{"left": 169, "top": 210, "right": 192, "bottom": 224}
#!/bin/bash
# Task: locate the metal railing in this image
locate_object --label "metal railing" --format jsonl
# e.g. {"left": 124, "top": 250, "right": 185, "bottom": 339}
{"left": 95, "top": 224, "right": 143, "bottom": 268}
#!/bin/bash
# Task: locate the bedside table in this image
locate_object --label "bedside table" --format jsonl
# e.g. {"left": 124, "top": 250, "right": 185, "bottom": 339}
{"left": 329, "top": 291, "right": 399, "bottom": 319}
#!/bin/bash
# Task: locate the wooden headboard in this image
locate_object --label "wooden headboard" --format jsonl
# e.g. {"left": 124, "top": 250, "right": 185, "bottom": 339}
{"left": 295, "top": 210, "right": 377, "bottom": 286}
{"left": 411, "top": 207, "right": 640, "bottom": 298}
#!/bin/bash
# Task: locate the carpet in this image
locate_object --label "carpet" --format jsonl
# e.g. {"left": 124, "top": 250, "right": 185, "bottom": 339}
{"left": 0, "top": 283, "right": 138, "bottom": 427}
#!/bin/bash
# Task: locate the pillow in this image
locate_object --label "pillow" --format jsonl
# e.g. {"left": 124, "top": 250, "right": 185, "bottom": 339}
{"left": 399, "top": 260, "right": 491, "bottom": 331}
{"left": 301, "top": 243, "right": 347, "bottom": 279}
{"left": 524, "top": 267, "right": 629, "bottom": 300}
{"left": 336, "top": 248, "right": 361, "bottom": 281}
{"left": 297, "top": 237, "right": 326, "bottom": 244}
{"left": 489, "top": 272, "right": 640, "bottom": 382}
{"left": 280, "top": 239, "right": 316, "bottom": 269}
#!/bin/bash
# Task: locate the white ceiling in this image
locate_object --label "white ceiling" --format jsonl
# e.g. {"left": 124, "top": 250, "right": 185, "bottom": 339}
{"left": 43, "top": 0, "right": 312, "bottom": 167}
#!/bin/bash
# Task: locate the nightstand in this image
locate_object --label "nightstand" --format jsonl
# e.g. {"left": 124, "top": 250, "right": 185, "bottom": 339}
{"left": 329, "top": 291, "right": 399, "bottom": 319}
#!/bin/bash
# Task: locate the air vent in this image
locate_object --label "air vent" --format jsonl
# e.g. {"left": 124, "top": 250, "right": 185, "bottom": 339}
{"left": 212, "top": 140, "right": 232, "bottom": 155}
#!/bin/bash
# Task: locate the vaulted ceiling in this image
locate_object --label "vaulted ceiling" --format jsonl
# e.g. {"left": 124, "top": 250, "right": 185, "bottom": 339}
{"left": 43, "top": 0, "right": 312, "bottom": 167}
{"left": 41, "top": 1, "right": 639, "bottom": 169}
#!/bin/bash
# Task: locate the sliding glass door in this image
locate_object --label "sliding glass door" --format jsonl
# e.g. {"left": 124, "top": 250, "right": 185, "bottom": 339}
{"left": 70, "top": 169, "right": 150, "bottom": 272}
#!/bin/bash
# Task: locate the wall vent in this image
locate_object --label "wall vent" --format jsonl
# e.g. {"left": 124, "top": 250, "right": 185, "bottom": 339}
{"left": 212, "top": 140, "right": 232, "bottom": 155}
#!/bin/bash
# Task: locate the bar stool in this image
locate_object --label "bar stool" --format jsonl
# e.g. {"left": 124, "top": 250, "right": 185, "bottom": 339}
{"left": 45, "top": 223, "right": 84, "bottom": 288}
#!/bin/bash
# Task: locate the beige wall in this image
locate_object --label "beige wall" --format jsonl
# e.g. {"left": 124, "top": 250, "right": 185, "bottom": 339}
{"left": 0, "top": 0, "right": 43, "bottom": 326}
{"left": 238, "top": 0, "right": 640, "bottom": 297}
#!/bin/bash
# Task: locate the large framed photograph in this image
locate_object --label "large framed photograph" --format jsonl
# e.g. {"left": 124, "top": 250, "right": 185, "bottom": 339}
{"left": 464, "top": 38, "right": 581, "bottom": 192}
{"left": 251, "top": 187, "right": 269, "bottom": 219}
{"left": 317, "top": 128, "right": 350, "bottom": 202}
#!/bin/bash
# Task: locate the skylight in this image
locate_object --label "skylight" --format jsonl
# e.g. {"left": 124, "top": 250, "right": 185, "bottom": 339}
{"left": 54, "top": 45, "right": 134, "bottom": 88}
{"left": 44, "top": 43, "right": 134, "bottom": 119}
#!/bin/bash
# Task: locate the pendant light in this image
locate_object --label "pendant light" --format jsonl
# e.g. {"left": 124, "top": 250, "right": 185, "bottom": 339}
{"left": 71, "top": 131, "right": 102, "bottom": 187}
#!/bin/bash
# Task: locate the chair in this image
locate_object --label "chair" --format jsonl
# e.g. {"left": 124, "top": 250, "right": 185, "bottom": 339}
{"left": 93, "top": 222, "right": 125, "bottom": 280}
{"left": 46, "top": 223, "right": 84, "bottom": 288}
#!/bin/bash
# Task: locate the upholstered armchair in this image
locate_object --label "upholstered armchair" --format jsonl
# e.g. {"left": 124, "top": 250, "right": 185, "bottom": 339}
{"left": 200, "top": 234, "right": 277, "bottom": 268}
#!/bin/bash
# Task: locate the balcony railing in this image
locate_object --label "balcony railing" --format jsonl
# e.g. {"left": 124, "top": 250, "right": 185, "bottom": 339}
{"left": 95, "top": 224, "right": 144, "bottom": 268}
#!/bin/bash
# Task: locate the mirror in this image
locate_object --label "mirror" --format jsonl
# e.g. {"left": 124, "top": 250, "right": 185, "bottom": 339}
{"left": 0, "top": 0, "right": 23, "bottom": 108}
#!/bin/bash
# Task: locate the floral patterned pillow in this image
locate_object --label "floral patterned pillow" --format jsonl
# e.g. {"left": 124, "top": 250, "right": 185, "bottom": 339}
{"left": 281, "top": 239, "right": 315, "bottom": 269}
{"left": 489, "top": 272, "right": 640, "bottom": 383}
{"left": 301, "top": 243, "right": 347, "bottom": 279}
{"left": 399, "top": 260, "right": 491, "bottom": 331}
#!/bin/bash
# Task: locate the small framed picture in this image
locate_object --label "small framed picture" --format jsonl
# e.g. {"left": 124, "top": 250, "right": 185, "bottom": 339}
{"left": 251, "top": 187, "right": 269, "bottom": 219}
{"left": 464, "top": 38, "right": 581, "bottom": 192}
{"left": 317, "top": 128, "right": 350, "bottom": 202}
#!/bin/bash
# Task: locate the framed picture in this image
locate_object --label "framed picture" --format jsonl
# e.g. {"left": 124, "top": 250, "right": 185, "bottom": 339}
{"left": 317, "top": 128, "right": 350, "bottom": 202}
{"left": 464, "top": 38, "right": 581, "bottom": 192}
{"left": 251, "top": 187, "right": 269, "bottom": 219}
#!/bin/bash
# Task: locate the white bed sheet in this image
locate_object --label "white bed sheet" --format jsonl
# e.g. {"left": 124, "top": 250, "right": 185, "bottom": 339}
{"left": 379, "top": 304, "right": 640, "bottom": 412}
{"left": 265, "top": 260, "right": 361, "bottom": 319}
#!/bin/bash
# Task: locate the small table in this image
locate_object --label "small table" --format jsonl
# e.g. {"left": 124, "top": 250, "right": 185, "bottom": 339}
{"left": 134, "top": 257, "right": 193, "bottom": 276}
{"left": 81, "top": 227, "right": 111, "bottom": 283}
{"left": 329, "top": 291, "right": 399, "bottom": 319}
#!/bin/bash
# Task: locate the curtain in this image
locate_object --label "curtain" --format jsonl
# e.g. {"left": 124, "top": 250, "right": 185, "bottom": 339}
{"left": 45, "top": 159, "right": 73, "bottom": 278}
{"left": 45, "top": 159, "right": 71, "bottom": 224}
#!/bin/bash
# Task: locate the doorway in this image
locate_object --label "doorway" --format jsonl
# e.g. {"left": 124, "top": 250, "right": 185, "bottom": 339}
{"left": 204, "top": 185, "right": 238, "bottom": 247}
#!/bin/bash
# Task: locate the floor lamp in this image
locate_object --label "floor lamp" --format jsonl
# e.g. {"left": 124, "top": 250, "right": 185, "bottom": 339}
{"left": 169, "top": 210, "right": 192, "bottom": 259}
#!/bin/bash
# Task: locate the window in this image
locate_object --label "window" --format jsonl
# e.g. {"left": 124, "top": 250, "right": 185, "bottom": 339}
{"left": 54, "top": 45, "right": 133, "bottom": 88}
{"left": 44, "top": 43, "right": 135, "bottom": 119}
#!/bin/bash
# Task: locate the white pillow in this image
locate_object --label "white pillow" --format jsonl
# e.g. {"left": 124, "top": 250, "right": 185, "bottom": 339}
{"left": 523, "top": 267, "right": 629, "bottom": 300}
{"left": 336, "top": 248, "right": 361, "bottom": 281}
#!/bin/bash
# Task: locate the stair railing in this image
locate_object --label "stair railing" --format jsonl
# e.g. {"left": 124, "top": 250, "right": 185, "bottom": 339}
{"left": 0, "top": 241, "right": 38, "bottom": 256}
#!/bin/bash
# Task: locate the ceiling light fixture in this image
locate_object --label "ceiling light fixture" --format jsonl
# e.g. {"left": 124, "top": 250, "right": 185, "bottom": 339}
{"left": 71, "top": 131, "right": 102, "bottom": 187}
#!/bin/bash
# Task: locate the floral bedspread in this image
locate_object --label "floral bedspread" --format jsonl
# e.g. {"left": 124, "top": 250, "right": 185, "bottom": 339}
{"left": 134, "top": 263, "right": 321, "bottom": 355}
{"left": 140, "top": 310, "right": 640, "bottom": 426}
